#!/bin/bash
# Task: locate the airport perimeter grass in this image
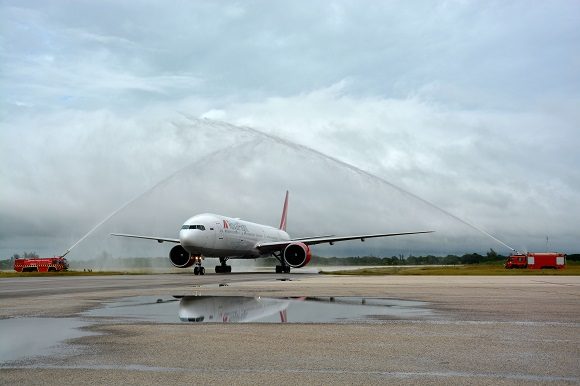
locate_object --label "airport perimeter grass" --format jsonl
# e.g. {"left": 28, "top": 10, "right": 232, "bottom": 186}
{"left": 0, "top": 270, "right": 152, "bottom": 278}
{"left": 322, "top": 264, "right": 580, "bottom": 276}
{"left": 2, "top": 264, "right": 579, "bottom": 277}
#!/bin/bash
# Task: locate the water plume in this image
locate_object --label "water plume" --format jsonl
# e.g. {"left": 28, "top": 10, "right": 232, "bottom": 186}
{"left": 60, "top": 138, "right": 262, "bottom": 258}
{"left": 64, "top": 116, "right": 516, "bottom": 261}
{"left": 183, "top": 115, "right": 516, "bottom": 252}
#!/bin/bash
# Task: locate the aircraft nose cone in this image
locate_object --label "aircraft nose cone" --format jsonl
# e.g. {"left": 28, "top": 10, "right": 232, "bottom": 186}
{"left": 179, "top": 230, "right": 200, "bottom": 247}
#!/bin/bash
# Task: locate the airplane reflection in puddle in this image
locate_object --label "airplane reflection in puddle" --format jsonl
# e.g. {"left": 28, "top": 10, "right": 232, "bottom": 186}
{"left": 177, "top": 296, "right": 295, "bottom": 323}
{"left": 85, "top": 295, "right": 436, "bottom": 323}
{"left": 176, "top": 296, "right": 436, "bottom": 323}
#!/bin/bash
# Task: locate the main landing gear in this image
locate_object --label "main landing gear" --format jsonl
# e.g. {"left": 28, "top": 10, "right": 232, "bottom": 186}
{"left": 215, "top": 257, "right": 232, "bottom": 274}
{"left": 273, "top": 251, "right": 291, "bottom": 274}
{"left": 275, "top": 265, "right": 291, "bottom": 274}
{"left": 193, "top": 256, "right": 205, "bottom": 275}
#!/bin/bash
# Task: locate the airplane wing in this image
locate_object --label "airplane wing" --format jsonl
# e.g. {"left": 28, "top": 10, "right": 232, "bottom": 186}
{"left": 256, "top": 231, "right": 434, "bottom": 253}
{"left": 110, "top": 233, "right": 180, "bottom": 244}
{"left": 290, "top": 235, "right": 334, "bottom": 241}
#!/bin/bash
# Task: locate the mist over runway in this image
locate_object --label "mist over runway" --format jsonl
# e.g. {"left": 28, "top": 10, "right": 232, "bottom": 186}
{"left": 6, "top": 117, "right": 556, "bottom": 266}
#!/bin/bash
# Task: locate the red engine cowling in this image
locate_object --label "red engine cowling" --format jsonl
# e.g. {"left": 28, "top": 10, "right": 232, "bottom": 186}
{"left": 283, "top": 242, "right": 312, "bottom": 268}
{"left": 169, "top": 245, "right": 195, "bottom": 268}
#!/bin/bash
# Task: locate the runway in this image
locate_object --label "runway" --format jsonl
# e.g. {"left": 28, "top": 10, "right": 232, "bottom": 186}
{"left": 1, "top": 273, "right": 579, "bottom": 384}
{"left": 0, "top": 272, "right": 304, "bottom": 299}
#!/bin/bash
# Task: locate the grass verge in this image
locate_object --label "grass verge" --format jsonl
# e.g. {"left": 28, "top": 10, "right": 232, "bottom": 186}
{"left": 0, "top": 270, "right": 156, "bottom": 278}
{"left": 321, "top": 264, "right": 580, "bottom": 276}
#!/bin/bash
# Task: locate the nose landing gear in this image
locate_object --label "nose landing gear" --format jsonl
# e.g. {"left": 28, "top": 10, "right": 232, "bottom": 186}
{"left": 192, "top": 256, "right": 205, "bottom": 275}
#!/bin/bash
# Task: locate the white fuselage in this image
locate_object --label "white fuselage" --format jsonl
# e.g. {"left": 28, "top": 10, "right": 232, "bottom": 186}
{"left": 179, "top": 213, "right": 290, "bottom": 258}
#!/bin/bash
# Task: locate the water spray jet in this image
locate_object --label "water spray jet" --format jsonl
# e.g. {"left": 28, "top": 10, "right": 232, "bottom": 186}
{"left": 183, "top": 115, "right": 517, "bottom": 253}
{"left": 61, "top": 115, "right": 516, "bottom": 259}
{"left": 59, "top": 138, "right": 262, "bottom": 258}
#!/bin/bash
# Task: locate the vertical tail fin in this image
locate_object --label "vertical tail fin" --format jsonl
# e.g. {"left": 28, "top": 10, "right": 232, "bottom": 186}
{"left": 279, "top": 190, "right": 289, "bottom": 231}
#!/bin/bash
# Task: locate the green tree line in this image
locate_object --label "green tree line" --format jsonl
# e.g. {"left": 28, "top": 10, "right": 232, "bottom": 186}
{"left": 2, "top": 250, "right": 579, "bottom": 270}
{"left": 259, "top": 250, "right": 580, "bottom": 266}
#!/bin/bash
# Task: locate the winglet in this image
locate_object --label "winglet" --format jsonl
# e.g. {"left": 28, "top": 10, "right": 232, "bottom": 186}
{"left": 279, "top": 190, "right": 289, "bottom": 231}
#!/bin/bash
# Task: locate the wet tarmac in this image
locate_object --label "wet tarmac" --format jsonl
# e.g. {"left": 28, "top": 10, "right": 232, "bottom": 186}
{"left": 0, "top": 274, "right": 579, "bottom": 384}
{"left": 0, "top": 295, "right": 438, "bottom": 364}
{"left": 0, "top": 318, "right": 97, "bottom": 363}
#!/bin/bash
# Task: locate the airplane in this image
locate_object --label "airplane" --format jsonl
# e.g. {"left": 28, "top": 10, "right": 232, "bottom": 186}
{"left": 111, "top": 191, "right": 434, "bottom": 275}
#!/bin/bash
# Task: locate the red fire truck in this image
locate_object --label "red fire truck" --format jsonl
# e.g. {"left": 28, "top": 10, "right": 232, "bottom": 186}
{"left": 505, "top": 252, "right": 566, "bottom": 269}
{"left": 14, "top": 257, "right": 69, "bottom": 272}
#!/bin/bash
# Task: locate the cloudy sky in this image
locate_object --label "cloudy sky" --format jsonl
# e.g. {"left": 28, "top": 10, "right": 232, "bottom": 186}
{"left": 1, "top": 1, "right": 579, "bottom": 259}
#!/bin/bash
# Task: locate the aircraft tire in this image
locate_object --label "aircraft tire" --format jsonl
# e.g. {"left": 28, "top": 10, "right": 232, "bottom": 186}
{"left": 200, "top": 267, "right": 205, "bottom": 275}
{"left": 284, "top": 266, "right": 291, "bottom": 274}
{"left": 275, "top": 265, "right": 282, "bottom": 273}
{"left": 193, "top": 266, "right": 199, "bottom": 275}
{"left": 215, "top": 266, "right": 222, "bottom": 273}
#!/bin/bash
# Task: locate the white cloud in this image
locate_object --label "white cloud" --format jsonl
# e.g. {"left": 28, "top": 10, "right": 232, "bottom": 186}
{"left": 1, "top": 0, "right": 579, "bottom": 257}
{"left": 196, "top": 83, "right": 580, "bottom": 247}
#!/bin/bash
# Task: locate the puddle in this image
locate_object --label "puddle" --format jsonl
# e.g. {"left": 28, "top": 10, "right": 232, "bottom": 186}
{"left": 83, "top": 297, "right": 182, "bottom": 323}
{"left": 84, "top": 296, "right": 437, "bottom": 323}
{"left": 0, "top": 318, "right": 97, "bottom": 363}
{"left": 0, "top": 296, "right": 436, "bottom": 363}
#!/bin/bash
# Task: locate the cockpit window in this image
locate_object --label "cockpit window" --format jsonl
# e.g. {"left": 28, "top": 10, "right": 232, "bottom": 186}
{"left": 183, "top": 225, "right": 205, "bottom": 230}
{"left": 181, "top": 225, "right": 205, "bottom": 231}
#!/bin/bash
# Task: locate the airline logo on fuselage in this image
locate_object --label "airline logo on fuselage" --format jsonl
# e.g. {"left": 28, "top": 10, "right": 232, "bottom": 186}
{"left": 223, "top": 220, "right": 248, "bottom": 233}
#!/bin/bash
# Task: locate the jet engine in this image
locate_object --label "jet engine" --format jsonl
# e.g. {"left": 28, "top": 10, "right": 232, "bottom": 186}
{"left": 169, "top": 245, "right": 195, "bottom": 268}
{"left": 283, "top": 242, "right": 312, "bottom": 268}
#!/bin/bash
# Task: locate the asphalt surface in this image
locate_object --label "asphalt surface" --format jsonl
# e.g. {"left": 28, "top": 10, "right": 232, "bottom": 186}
{"left": 0, "top": 272, "right": 299, "bottom": 299}
{"left": 1, "top": 272, "right": 579, "bottom": 385}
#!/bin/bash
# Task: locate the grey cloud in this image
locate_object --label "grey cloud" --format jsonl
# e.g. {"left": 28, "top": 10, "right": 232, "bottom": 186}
{"left": 1, "top": 1, "right": 578, "bottom": 258}
{"left": 209, "top": 86, "right": 580, "bottom": 248}
{"left": 3, "top": 1, "right": 579, "bottom": 110}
